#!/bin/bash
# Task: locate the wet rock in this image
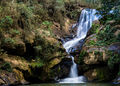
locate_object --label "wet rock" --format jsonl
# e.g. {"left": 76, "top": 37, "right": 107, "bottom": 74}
{"left": 108, "top": 42, "right": 120, "bottom": 54}
{"left": 52, "top": 58, "right": 72, "bottom": 79}
{"left": 113, "top": 76, "right": 120, "bottom": 84}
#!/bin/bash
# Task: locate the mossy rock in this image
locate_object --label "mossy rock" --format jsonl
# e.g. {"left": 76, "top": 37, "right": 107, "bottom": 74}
{"left": 84, "top": 67, "right": 116, "bottom": 82}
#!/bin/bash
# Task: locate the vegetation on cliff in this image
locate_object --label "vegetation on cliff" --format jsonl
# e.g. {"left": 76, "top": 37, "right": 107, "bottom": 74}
{"left": 77, "top": 0, "right": 120, "bottom": 82}
{"left": 0, "top": 0, "right": 120, "bottom": 85}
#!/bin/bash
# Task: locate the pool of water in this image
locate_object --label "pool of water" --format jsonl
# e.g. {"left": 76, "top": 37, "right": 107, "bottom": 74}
{"left": 19, "top": 83, "right": 119, "bottom": 86}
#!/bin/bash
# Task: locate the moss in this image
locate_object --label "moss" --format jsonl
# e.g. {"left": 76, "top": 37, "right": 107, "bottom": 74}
{"left": 96, "top": 67, "right": 112, "bottom": 81}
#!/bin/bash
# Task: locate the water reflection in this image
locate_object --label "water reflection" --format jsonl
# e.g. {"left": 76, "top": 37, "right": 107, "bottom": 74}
{"left": 19, "top": 83, "right": 119, "bottom": 86}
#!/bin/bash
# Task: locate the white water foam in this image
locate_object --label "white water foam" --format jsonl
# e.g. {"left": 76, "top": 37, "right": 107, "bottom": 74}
{"left": 60, "top": 9, "right": 100, "bottom": 83}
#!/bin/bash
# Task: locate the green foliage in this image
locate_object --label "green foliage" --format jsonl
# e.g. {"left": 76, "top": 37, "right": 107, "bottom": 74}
{"left": 18, "top": 4, "right": 33, "bottom": 19}
{"left": 9, "top": 29, "right": 21, "bottom": 36}
{"left": 108, "top": 51, "right": 120, "bottom": 69}
{"left": 89, "top": 24, "right": 120, "bottom": 46}
{"left": 42, "top": 21, "right": 52, "bottom": 26}
{"left": 78, "top": 51, "right": 87, "bottom": 64}
{"left": 98, "top": 0, "right": 120, "bottom": 23}
{"left": 31, "top": 59, "right": 44, "bottom": 68}
{"left": 3, "top": 37, "right": 16, "bottom": 46}
{"left": 33, "top": 35, "right": 61, "bottom": 64}
{"left": 91, "top": 23, "right": 100, "bottom": 34}
{"left": 89, "top": 40, "right": 96, "bottom": 46}
{"left": 0, "top": 16, "right": 13, "bottom": 28}
{"left": 42, "top": 21, "right": 54, "bottom": 36}
{"left": 0, "top": 62, "right": 12, "bottom": 72}
{"left": 55, "top": 0, "right": 65, "bottom": 9}
{"left": 94, "top": 51, "right": 103, "bottom": 57}
{"left": 95, "top": 24, "right": 119, "bottom": 46}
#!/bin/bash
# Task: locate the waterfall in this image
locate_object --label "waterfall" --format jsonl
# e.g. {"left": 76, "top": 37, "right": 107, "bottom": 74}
{"left": 59, "top": 9, "right": 100, "bottom": 83}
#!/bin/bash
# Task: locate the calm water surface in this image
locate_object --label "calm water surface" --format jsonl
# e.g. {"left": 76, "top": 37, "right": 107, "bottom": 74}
{"left": 19, "top": 83, "right": 119, "bottom": 86}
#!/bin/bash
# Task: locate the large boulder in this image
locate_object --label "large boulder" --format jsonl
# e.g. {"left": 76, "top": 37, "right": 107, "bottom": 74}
{"left": 84, "top": 67, "right": 116, "bottom": 82}
{"left": 81, "top": 34, "right": 108, "bottom": 65}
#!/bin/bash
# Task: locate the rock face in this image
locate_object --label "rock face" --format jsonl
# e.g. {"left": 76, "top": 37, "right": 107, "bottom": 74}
{"left": 52, "top": 58, "right": 72, "bottom": 79}
{"left": 0, "top": 56, "right": 29, "bottom": 85}
{"left": 84, "top": 67, "right": 116, "bottom": 82}
{"left": 81, "top": 34, "right": 108, "bottom": 64}
{"left": 0, "top": 70, "right": 27, "bottom": 86}
{"left": 76, "top": 23, "right": 120, "bottom": 82}
{"left": 2, "top": 37, "right": 26, "bottom": 56}
{"left": 108, "top": 42, "right": 120, "bottom": 54}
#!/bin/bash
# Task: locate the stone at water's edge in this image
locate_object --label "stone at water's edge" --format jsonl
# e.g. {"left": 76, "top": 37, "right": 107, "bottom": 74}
{"left": 114, "top": 77, "right": 120, "bottom": 84}
{"left": 0, "top": 70, "right": 28, "bottom": 86}
{"left": 84, "top": 67, "right": 116, "bottom": 82}
{"left": 52, "top": 58, "right": 72, "bottom": 79}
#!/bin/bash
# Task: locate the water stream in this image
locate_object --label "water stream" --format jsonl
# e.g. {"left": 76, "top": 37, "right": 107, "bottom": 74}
{"left": 60, "top": 9, "right": 101, "bottom": 83}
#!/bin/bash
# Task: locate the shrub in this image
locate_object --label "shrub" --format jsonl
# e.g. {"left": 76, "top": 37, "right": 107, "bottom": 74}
{"left": 78, "top": 51, "right": 87, "bottom": 64}
{"left": 108, "top": 51, "right": 120, "bottom": 69}
{"left": 9, "top": 29, "right": 21, "bottom": 36}
{"left": 0, "top": 16, "right": 13, "bottom": 28}
{"left": 2, "top": 37, "right": 16, "bottom": 47}
{"left": 31, "top": 59, "right": 44, "bottom": 68}
{"left": 41, "top": 21, "right": 54, "bottom": 36}
{"left": 17, "top": 4, "right": 33, "bottom": 19}
{"left": 91, "top": 23, "right": 100, "bottom": 34}
{"left": 1, "top": 62, "right": 12, "bottom": 72}
{"left": 96, "top": 24, "right": 117, "bottom": 46}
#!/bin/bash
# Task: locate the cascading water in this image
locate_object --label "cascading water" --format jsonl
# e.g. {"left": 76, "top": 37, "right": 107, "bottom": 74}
{"left": 59, "top": 9, "right": 100, "bottom": 83}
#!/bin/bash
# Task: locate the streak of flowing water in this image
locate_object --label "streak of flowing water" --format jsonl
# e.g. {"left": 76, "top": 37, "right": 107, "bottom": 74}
{"left": 60, "top": 9, "right": 100, "bottom": 83}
